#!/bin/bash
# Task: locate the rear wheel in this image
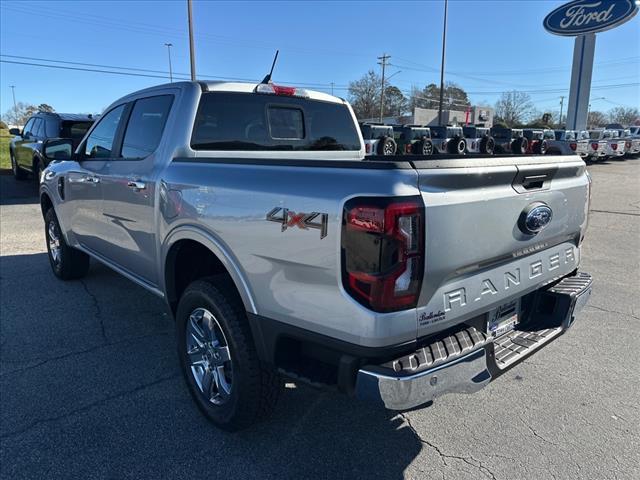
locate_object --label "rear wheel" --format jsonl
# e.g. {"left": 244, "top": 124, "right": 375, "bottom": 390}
{"left": 33, "top": 158, "right": 44, "bottom": 186}
{"left": 10, "top": 150, "right": 27, "bottom": 180}
{"left": 176, "top": 277, "right": 282, "bottom": 431}
{"left": 377, "top": 137, "right": 397, "bottom": 156}
{"left": 448, "top": 136, "right": 466, "bottom": 154}
{"left": 44, "top": 208, "right": 90, "bottom": 280}
{"left": 417, "top": 140, "right": 433, "bottom": 156}
{"left": 480, "top": 137, "right": 495, "bottom": 155}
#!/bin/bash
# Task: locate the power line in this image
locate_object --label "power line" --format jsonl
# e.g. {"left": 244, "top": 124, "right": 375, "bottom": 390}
{"left": 0, "top": 54, "right": 351, "bottom": 89}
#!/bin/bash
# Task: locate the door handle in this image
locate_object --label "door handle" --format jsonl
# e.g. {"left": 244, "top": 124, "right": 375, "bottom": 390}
{"left": 85, "top": 175, "right": 100, "bottom": 184}
{"left": 127, "top": 180, "right": 146, "bottom": 191}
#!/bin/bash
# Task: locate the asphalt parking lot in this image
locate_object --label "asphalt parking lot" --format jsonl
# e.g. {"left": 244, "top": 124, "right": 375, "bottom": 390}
{"left": 1, "top": 158, "right": 639, "bottom": 480}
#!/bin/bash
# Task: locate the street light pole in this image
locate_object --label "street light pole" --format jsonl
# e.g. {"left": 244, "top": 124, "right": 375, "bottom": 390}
{"left": 9, "top": 85, "right": 17, "bottom": 125}
{"left": 559, "top": 96, "right": 564, "bottom": 128}
{"left": 187, "top": 0, "right": 196, "bottom": 81}
{"left": 164, "top": 43, "right": 174, "bottom": 82}
{"left": 437, "top": 0, "right": 448, "bottom": 126}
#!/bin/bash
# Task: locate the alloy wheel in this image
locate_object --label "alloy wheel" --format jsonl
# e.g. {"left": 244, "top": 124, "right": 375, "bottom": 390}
{"left": 47, "top": 220, "right": 62, "bottom": 266}
{"left": 186, "top": 307, "right": 233, "bottom": 405}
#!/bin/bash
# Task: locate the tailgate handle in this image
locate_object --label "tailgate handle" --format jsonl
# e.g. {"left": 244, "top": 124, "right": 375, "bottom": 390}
{"left": 522, "top": 174, "right": 548, "bottom": 190}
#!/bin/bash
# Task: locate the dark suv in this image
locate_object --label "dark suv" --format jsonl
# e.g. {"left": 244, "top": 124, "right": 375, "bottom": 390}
{"left": 9, "top": 112, "right": 94, "bottom": 181}
{"left": 394, "top": 125, "right": 433, "bottom": 155}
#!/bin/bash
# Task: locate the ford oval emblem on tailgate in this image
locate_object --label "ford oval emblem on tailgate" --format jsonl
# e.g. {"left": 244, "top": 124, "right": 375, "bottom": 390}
{"left": 519, "top": 202, "right": 553, "bottom": 235}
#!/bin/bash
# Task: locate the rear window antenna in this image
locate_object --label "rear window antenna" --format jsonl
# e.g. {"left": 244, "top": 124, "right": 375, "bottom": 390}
{"left": 260, "top": 50, "right": 279, "bottom": 84}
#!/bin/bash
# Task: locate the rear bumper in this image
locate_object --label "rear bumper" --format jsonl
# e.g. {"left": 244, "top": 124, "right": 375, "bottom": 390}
{"left": 355, "top": 271, "right": 592, "bottom": 410}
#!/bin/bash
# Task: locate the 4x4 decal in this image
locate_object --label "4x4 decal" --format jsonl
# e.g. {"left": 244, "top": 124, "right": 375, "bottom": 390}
{"left": 266, "top": 207, "right": 328, "bottom": 239}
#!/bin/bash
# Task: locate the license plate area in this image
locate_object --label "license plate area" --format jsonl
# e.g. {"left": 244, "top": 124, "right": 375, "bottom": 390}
{"left": 488, "top": 300, "right": 520, "bottom": 338}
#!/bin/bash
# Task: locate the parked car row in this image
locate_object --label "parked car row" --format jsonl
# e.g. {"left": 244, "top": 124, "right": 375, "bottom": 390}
{"left": 359, "top": 122, "right": 640, "bottom": 161}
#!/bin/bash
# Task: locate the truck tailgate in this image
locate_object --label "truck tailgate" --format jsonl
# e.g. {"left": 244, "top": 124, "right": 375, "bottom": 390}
{"left": 413, "top": 155, "right": 589, "bottom": 337}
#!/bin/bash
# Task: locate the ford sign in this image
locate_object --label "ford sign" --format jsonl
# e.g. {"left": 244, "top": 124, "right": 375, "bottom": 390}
{"left": 543, "top": 0, "right": 638, "bottom": 36}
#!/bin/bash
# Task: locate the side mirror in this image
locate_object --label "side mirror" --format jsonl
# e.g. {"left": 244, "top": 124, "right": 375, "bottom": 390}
{"left": 44, "top": 138, "right": 74, "bottom": 161}
{"left": 9, "top": 128, "right": 21, "bottom": 136}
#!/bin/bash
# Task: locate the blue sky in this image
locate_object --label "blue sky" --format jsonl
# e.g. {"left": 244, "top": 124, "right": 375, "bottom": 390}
{"left": 1, "top": 0, "right": 638, "bottom": 117}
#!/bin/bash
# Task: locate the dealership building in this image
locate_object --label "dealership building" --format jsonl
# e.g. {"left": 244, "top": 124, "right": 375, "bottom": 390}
{"left": 361, "top": 105, "right": 495, "bottom": 127}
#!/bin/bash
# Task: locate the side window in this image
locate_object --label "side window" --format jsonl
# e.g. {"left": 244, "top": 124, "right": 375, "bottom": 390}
{"left": 45, "top": 118, "right": 59, "bottom": 138}
{"left": 22, "top": 118, "right": 35, "bottom": 137}
{"left": 31, "top": 118, "right": 43, "bottom": 138}
{"left": 85, "top": 104, "right": 125, "bottom": 159}
{"left": 121, "top": 95, "right": 173, "bottom": 159}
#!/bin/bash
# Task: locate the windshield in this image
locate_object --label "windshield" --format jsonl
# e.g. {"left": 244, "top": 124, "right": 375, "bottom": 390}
{"left": 463, "top": 127, "right": 476, "bottom": 138}
{"left": 361, "top": 125, "right": 393, "bottom": 140}
{"left": 491, "top": 129, "right": 511, "bottom": 139}
{"left": 409, "top": 128, "right": 430, "bottom": 140}
{"left": 430, "top": 126, "right": 446, "bottom": 139}
{"left": 543, "top": 130, "right": 555, "bottom": 140}
{"left": 578, "top": 131, "right": 590, "bottom": 140}
{"left": 191, "top": 92, "right": 361, "bottom": 151}
{"left": 447, "top": 127, "right": 462, "bottom": 137}
{"left": 589, "top": 131, "right": 601, "bottom": 139}
{"left": 563, "top": 131, "right": 576, "bottom": 141}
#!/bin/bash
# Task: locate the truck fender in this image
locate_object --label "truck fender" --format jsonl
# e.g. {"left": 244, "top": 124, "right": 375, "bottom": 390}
{"left": 161, "top": 224, "right": 257, "bottom": 314}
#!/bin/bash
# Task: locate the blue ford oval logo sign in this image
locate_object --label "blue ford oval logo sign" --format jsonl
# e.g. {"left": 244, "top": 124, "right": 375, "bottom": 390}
{"left": 519, "top": 203, "right": 553, "bottom": 235}
{"left": 544, "top": 0, "right": 638, "bottom": 36}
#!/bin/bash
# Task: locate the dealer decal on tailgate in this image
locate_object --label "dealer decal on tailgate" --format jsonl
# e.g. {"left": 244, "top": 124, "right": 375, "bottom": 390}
{"left": 418, "top": 244, "right": 579, "bottom": 328}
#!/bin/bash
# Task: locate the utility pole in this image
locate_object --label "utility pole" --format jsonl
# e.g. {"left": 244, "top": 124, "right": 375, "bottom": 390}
{"left": 187, "top": 0, "right": 196, "bottom": 81}
{"left": 586, "top": 103, "right": 591, "bottom": 129}
{"left": 559, "top": 96, "right": 564, "bottom": 128}
{"left": 378, "top": 53, "right": 390, "bottom": 122}
{"left": 437, "top": 0, "right": 448, "bottom": 126}
{"left": 164, "top": 43, "right": 174, "bottom": 82}
{"left": 9, "top": 85, "right": 17, "bottom": 125}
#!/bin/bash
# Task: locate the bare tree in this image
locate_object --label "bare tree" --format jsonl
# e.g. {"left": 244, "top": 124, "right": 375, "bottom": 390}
{"left": 37, "top": 103, "right": 55, "bottom": 113}
{"left": 348, "top": 70, "right": 381, "bottom": 119}
{"left": 348, "top": 71, "right": 407, "bottom": 119}
{"left": 409, "top": 82, "right": 470, "bottom": 111}
{"left": 587, "top": 110, "right": 607, "bottom": 128}
{"left": 494, "top": 91, "right": 535, "bottom": 127}
{"left": 2, "top": 102, "right": 39, "bottom": 126}
{"left": 607, "top": 106, "right": 639, "bottom": 126}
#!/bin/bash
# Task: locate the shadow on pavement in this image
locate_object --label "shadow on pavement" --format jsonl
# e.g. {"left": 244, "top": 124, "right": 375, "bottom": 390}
{"left": 0, "top": 175, "right": 38, "bottom": 206}
{"left": 0, "top": 253, "right": 424, "bottom": 479}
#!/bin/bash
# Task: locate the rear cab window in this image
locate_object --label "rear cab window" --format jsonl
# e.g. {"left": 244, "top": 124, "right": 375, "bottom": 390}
{"left": 121, "top": 95, "right": 174, "bottom": 159}
{"left": 61, "top": 121, "right": 93, "bottom": 143}
{"left": 192, "top": 92, "right": 360, "bottom": 151}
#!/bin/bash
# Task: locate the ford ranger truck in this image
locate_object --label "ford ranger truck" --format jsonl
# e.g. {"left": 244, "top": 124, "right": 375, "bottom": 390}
{"left": 39, "top": 81, "right": 593, "bottom": 431}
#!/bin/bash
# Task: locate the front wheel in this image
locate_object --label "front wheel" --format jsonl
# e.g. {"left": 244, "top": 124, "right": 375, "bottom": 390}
{"left": 10, "top": 150, "right": 27, "bottom": 180}
{"left": 44, "top": 208, "right": 90, "bottom": 280}
{"left": 176, "top": 277, "right": 282, "bottom": 431}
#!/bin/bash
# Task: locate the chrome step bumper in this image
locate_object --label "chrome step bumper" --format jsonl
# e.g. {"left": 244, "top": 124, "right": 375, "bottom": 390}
{"left": 355, "top": 272, "right": 593, "bottom": 410}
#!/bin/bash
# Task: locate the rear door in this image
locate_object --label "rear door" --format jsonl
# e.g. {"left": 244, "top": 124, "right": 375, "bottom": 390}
{"left": 413, "top": 156, "right": 589, "bottom": 338}
{"left": 64, "top": 104, "right": 127, "bottom": 254}
{"left": 97, "top": 93, "right": 174, "bottom": 286}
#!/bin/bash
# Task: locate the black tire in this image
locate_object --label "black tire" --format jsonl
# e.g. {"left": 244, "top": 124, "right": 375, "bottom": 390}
{"left": 512, "top": 137, "right": 528, "bottom": 154}
{"left": 377, "top": 136, "right": 397, "bottom": 156}
{"left": 44, "top": 208, "right": 90, "bottom": 280}
{"left": 447, "top": 136, "right": 466, "bottom": 154}
{"left": 10, "top": 150, "right": 27, "bottom": 180}
{"left": 33, "top": 157, "right": 44, "bottom": 186}
{"left": 415, "top": 139, "right": 433, "bottom": 156}
{"left": 176, "top": 277, "right": 282, "bottom": 431}
{"left": 480, "top": 137, "right": 495, "bottom": 155}
{"left": 540, "top": 140, "right": 548, "bottom": 155}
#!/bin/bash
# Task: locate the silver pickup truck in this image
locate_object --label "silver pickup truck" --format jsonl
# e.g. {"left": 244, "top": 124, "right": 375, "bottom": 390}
{"left": 39, "top": 81, "right": 593, "bottom": 431}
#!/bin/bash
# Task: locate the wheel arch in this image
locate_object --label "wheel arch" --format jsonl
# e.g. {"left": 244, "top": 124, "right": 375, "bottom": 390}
{"left": 162, "top": 226, "right": 257, "bottom": 316}
{"left": 40, "top": 191, "right": 54, "bottom": 218}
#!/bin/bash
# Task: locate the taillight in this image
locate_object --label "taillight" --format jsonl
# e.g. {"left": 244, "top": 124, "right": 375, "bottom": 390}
{"left": 341, "top": 197, "right": 424, "bottom": 312}
{"left": 472, "top": 141, "right": 477, "bottom": 149}
{"left": 570, "top": 142, "right": 577, "bottom": 151}
{"left": 406, "top": 144, "right": 412, "bottom": 154}
{"left": 365, "top": 143, "right": 371, "bottom": 154}
{"left": 591, "top": 142, "right": 598, "bottom": 150}
{"left": 626, "top": 141, "right": 631, "bottom": 148}
{"left": 612, "top": 143, "right": 618, "bottom": 150}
